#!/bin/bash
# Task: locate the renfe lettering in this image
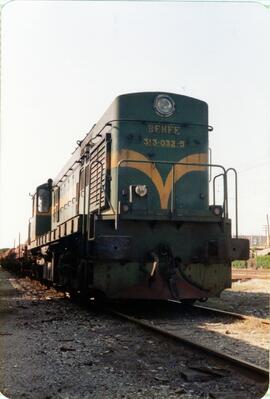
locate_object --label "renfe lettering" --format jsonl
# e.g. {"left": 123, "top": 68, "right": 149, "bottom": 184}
{"left": 148, "top": 124, "right": 180, "bottom": 135}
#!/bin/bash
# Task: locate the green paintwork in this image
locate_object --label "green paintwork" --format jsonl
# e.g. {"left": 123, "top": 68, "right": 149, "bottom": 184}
{"left": 108, "top": 92, "right": 210, "bottom": 217}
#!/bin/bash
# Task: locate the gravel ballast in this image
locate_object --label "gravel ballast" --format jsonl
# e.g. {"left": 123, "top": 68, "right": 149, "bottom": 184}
{"left": 0, "top": 267, "right": 268, "bottom": 399}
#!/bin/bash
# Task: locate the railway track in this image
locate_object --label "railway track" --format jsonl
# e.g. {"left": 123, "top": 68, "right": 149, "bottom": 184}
{"left": 232, "top": 268, "right": 270, "bottom": 280}
{"left": 192, "top": 303, "right": 270, "bottom": 325}
{"left": 3, "top": 269, "right": 269, "bottom": 383}
{"left": 105, "top": 300, "right": 269, "bottom": 382}
{"left": 2, "top": 268, "right": 269, "bottom": 399}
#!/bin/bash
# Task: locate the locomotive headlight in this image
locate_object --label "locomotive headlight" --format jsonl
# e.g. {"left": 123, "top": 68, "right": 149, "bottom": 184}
{"left": 209, "top": 205, "right": 223, "bottom": 216}
{"left": 122, "top": 204, "right": 130, "bottom": 213}
{"left": 135, "top": 185, "right": 148, "bottom": 197}
{"left": 154, "top": 94, "right": 175, "bottom": 117}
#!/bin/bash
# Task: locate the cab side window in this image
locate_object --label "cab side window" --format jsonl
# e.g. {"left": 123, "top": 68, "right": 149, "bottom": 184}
{"left": 37, "top": 188, "right": 50, "bottom": 213}
{"left": 53, "top": 187, "right": 60, "bottom": 222}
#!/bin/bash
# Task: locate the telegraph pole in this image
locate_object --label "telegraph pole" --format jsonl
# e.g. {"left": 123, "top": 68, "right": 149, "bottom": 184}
{"left": 267, "top": 214, "right": 270, "bottom": 247}
{"left": 18, "top": 233, "right": 21, "bottom": 259}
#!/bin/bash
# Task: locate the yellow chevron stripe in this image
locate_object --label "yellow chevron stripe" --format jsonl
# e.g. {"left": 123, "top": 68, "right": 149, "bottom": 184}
{"left": 111, "top": 150, "right": 207, "bottom": 209}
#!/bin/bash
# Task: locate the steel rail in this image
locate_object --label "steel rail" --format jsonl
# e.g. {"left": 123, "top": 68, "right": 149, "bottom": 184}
{"left": 193, "top": 304, "right": 270, "bottom": 325}
{"left": 168, "top": 299, "right": 270, "bottom": 325}
{"left": 106, "top": 307, "right": 269, "bottom": 380}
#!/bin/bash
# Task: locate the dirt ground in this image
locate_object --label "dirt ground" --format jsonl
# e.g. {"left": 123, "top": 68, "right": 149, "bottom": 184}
{"left": 204, "top": 279, "right": 270, "bottom": 319}
{"left": 0, "top": 268, "right": 269, "bottom": 399}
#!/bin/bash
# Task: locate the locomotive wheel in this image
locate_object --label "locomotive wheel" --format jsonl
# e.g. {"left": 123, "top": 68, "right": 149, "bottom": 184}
{"left": 68, "top": 288, "right": 82, "bottom": 302}
{"left": 92, "top": 290, "right": 108, "bottom": 304}
{"left": 66, "top": 259, "right": 91, "bottom": 303}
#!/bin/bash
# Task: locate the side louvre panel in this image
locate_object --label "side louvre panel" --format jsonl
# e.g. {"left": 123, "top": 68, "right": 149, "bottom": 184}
{"left": 89, "top": 135, "right": 111, "bottom": 213}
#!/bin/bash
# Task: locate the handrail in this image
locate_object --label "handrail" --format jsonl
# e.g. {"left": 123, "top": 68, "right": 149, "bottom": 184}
{"left": 82, "top": 166, "right": 87, "bottom": 235}
{"left": 89, "top": 118, "right": 214, "bottom": 144}
{"left": 171, "top": 165, "right": 175, "bottom": 214}
{"left": 226, "top": 168, "right": 238, "bottom": 238}
{"left": 87, "top": 160, "right": 116, "bottom": 234}
{"left": 213, "top": 171, "right": 226, "bottom": 208}
{"left": 100, "top": 184, "right": 116, "bottom": 216}
{"left": 118, "top": 159, "right": 226, "bottom": 171}
{"left": 116, "top": 158, "right": 227, "bottom": 229}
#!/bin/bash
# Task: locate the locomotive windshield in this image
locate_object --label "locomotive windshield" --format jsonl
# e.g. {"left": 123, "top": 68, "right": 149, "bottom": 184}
{"left": 37, "top": 188, "right": 50, "bottom": 213}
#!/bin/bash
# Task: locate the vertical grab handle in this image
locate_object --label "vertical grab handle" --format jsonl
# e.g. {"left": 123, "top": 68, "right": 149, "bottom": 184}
{"left": 213, "top": 173, "right": 224, "bottom": 206}
{"left": 213, "top": 172, "right": 228, "bottom": 218}
{"left": 226, "top": 168, "right": 238, "bottom": 238}
{"left": 170, "top": 164, "right": 175, "bottom": 215}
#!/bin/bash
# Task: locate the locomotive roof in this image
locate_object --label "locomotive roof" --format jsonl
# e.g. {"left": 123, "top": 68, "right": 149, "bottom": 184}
{"left": 84, "top": 92, "right": 207, "bottom": 148}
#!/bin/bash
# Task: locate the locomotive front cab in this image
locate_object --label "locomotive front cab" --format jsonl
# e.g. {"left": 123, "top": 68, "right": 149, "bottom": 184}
{"left": 88, "top": 92, "right": 249, "bottom": 300}
{"left": 109, "top": 93, "right": 210, "bottom": 220}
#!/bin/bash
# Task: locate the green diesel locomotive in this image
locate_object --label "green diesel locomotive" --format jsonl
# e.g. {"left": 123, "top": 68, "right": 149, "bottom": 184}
{"left": 27, "top": 92, "right": 249, "bottom": 302}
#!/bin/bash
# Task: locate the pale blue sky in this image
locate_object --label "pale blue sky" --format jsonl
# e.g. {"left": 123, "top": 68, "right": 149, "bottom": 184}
{"left": 0, "top": 1, "right": 270, "bottom": 247}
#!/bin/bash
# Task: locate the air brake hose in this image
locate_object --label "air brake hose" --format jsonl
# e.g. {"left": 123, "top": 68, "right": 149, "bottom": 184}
{"left": 175, "top": 258, "right": 210, "bottom": 292}
{"left": 148, "top": 252, "right": 159, "bottom": 286}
